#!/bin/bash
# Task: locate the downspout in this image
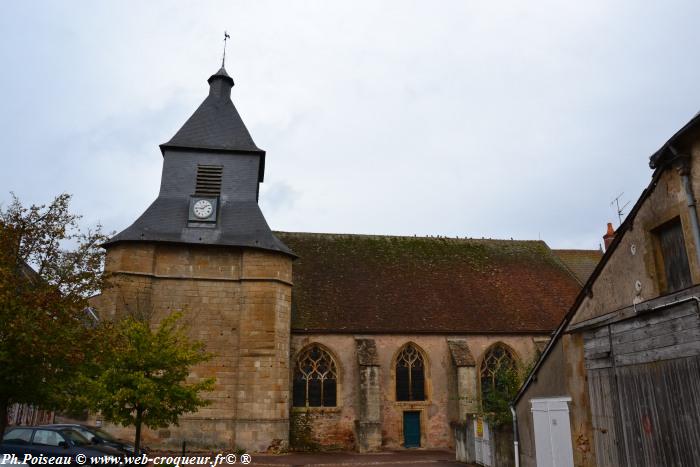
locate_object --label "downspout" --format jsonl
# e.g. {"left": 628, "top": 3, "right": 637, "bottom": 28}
{"left": 672, "top": 147, "right": 700, "bottom": 269}
{"left": 510, "top": 404, "right": 520, "bottom": 467}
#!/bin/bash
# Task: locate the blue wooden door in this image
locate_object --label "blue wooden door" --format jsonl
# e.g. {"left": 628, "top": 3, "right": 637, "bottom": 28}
{"left": 403, "top": 411, "right": 421, "bottom": 448}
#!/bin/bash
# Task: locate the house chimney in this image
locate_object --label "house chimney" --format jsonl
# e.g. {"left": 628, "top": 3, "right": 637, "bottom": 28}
{"left": 603, "top": 222, "right": 615, "bottom": 252}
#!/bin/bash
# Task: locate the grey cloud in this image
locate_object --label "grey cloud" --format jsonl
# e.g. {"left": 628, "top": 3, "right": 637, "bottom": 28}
{"left": 2, "top": 0, "right": 700, "bottom": 249}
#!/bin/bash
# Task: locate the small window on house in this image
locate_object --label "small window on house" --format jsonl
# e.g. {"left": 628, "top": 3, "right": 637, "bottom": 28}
{"left": 396, "top": 343, "right": 426, "bottom": 401}
{"left": 655, "top": 218, "right": 692, "bottom": 293}
{"left": 293, "top": 345, "right": 337, "bottom": 407}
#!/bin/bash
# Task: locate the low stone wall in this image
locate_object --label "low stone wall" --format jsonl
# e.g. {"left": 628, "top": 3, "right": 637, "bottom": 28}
{"left": 290, "top": 409, "right": 355, "bottom": 451}
{"left": 453, "top": 420, "right": 475, "bottom": 463}
{"left": 493, "top": 425, "right": 514, "bottom": 467}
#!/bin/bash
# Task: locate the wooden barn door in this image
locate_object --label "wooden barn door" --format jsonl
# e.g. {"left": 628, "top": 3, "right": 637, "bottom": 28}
{"left": 583, "top": 299, "right": 700, "bottom": 466}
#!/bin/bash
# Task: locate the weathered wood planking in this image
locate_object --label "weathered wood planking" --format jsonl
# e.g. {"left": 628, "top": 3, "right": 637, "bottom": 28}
{"left": 569, "top": 285, "right": 700, "bottom": 333}
{"left": 585, "top": 300, "right": 700, "bottom": 368}
{"left": 584, "top": 339, "right": 611, "bottom": 360}
{"left": 587, "top": 368, "right": 623, "bottom": 467}
{"left": 615, "top": 325, "right": 700, "bottom": 357}
{"left": 615, "top": 356, "right": 700, "bottom": 466}
{"left": 611, "top": 303, "right": 700, "bottom": 366}
{"left": 615, "top": 340, "right": 700, "bottom": 367}
{"left": 610, "top": 301, "right": 698, "bottom": 335}
{"left": 585, "top": 358, "right": 614, "bottom": 370}
{"left": 584, "top": 298, "right": 700, "bottom": 466}
{"left": 584, "top": 326, "right": 612, "bottom": 369}
{"left": 611, "top": 311, "right": 699, "bottom": 346}
{"left": 584, "top": 328, "right": 610, "bottom": 354}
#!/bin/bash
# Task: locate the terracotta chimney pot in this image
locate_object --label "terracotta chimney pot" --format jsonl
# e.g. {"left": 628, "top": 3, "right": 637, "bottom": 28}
{"left": 603, "top": 222, "right": 615, "bottom": 252}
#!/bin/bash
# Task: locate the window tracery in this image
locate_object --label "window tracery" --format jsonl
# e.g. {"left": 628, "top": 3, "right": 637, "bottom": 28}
{"left": 293, "top": 345, "right": 337, "bottom": 407}
{"left": 480, "top": 343, "right": 518, "bottom": 402}
{"left": 396, "top": 343, "right": 426, "bottom": 401}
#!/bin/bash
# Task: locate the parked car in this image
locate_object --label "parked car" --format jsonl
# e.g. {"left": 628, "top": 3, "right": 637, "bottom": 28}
{"left": 38, "top": 425, "right": 139, "bottom": 456}
{"left": 0, "top": 426, "right": 124, "bottom": 465}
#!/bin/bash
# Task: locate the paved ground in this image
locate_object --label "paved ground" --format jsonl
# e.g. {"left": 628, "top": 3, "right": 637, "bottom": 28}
{"left": 248, "top": 449, "right": 473, "bottom": 466}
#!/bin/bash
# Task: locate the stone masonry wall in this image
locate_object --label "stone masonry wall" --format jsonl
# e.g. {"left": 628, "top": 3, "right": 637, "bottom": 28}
{"left": 290, "top": 334, "right": 542, "bottom": 451}
{"left": 91, "top": 243, "right": 292, "bottom": 453}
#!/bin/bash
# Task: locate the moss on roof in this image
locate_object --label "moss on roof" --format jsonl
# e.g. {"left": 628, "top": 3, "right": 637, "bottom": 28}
{"left": 276, "top": 232, "right": 586, "bottom": 334}
{"left": 553, "top": 249, "right": 603, "bottom": 285}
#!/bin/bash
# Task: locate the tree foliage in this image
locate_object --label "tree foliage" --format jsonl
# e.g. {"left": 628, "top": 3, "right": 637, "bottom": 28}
{"left": 481, "top": 353, "right": 539, "bottom": 428}
{"left": 481, "top": 363, "right": 523, "bottom": 428}
{"left": 87, "top": 312, "right": 215, "bottom": 452}
{"left": 0, "top": 193, "right": 109, "bottom": 434}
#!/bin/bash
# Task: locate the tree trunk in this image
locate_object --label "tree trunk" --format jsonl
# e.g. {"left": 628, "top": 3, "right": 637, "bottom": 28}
{"left": 0, "top": 398, "right": 8, "bottom": 437}
{"left": 134, "top": 407, "right": 143, "bottom": 454}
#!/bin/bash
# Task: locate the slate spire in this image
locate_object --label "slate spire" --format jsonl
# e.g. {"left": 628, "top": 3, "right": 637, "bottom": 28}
{"left": 160, "top": 66, "right": 264, "bottom": 156}
{"left": 106, "top": 66, "right": 291, "bottom": 256}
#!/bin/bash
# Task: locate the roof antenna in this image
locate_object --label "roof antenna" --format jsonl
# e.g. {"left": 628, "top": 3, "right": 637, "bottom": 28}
{"left": 222, "top": 31, "right": 230, "bottom": 67}
{"left": 610, "top": 192, "right": 630, "bottom": 226}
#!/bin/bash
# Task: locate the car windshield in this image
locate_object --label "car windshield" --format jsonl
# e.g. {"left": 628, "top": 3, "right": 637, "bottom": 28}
{"left": 60, "top": 430, "right": 89, "bottom": 446}
{"left": 91, "top": 428, "right": 117, "bottom": 442}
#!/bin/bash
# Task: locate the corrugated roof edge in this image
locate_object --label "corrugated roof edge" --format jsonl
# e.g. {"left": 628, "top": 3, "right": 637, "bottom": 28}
{"left": 513, "top": 113, "right": 700, "bottom": 406}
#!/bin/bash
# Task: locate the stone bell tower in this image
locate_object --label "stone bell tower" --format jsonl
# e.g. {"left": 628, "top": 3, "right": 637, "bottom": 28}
{"left": 96, "top": 66, "right": 294, "bottom": 451}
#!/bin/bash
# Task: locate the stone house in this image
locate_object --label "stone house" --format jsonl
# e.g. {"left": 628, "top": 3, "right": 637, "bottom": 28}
{"left": 513, "top": 113, "right": 700, "bottom": 467}
{"left": 90, "top": 65, "right": 599, "bottom": 454}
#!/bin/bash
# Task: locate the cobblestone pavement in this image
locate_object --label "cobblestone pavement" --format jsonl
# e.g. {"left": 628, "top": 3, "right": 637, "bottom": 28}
{"left": 248, "top": 449, "right": 473, "bottom": 466}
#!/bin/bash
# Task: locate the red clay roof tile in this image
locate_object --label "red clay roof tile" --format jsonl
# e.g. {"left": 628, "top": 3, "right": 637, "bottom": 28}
{"left": 276, "top": 232, "right": 586, "bottom": 334}
{"left": 553, "top": 249, "right": 603, "bottom": 285}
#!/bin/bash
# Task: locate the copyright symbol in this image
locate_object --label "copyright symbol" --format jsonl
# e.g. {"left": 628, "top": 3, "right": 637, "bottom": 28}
{"left": 240, "top": 454, "right": 251, "bottom": 465}
{"left": 75, "top": 454, "right": 86, "bottom": 465}
{"left": 225, "top": 454, "right": 236, "bottom": 464}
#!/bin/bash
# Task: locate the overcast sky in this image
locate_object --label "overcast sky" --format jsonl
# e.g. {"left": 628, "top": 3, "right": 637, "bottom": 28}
{"left": 2, "top": 1, "right": 700, "bottom": 249}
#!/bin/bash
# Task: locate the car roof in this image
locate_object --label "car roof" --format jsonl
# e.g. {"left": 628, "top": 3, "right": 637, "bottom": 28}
{"left": 12, "top": 426, "right": 81, "bottom": 431}
{"left": 37, "top": 424, "right": 88, "bottom": 428}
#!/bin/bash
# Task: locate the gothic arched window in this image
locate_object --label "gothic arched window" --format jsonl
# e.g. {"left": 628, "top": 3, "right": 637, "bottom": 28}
{"left": 293, "top": 345, "right": 338, "bottom": 407}
{"left": 395, "top": 343, "right": 426, "bottom": 401}
{"left": 480, "top": 343, "right": 518, "bottom": 410}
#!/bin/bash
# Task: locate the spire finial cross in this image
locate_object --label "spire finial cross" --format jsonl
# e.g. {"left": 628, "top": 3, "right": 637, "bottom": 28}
{"left": 222, "top": 31, "right": 231, "bottom": 68}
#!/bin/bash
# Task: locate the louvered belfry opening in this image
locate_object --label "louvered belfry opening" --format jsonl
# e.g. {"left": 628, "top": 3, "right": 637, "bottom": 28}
{"left": 195, "top": 164, "right": 223, "bottom": 196}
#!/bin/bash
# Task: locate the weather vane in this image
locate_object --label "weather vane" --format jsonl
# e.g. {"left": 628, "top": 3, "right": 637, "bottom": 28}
{"left": 222, "top": 31, "right": 231, "bottom": 67}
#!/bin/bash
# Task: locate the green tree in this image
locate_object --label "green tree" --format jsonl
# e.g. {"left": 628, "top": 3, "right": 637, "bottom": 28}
{"left": 88, "top": 312, "right": 215, "bottom": 453}
{"left": 481, "top": 363, "right": 523, "bottom": 428}
{"left": 481, "top": 353, "right": 539, "bottom": 428}
{"left": 0, "top": 193, "right": 109, "bottom": 435}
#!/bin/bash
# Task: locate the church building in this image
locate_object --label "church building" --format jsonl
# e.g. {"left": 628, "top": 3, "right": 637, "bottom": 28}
{"left": 91, "top": 65, "right": 599, "bottom": 454}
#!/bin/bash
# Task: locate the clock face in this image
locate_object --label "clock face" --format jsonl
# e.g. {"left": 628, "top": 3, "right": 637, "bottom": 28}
{"left": 193, "top": 199, "right": 214, "bottom": 219}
